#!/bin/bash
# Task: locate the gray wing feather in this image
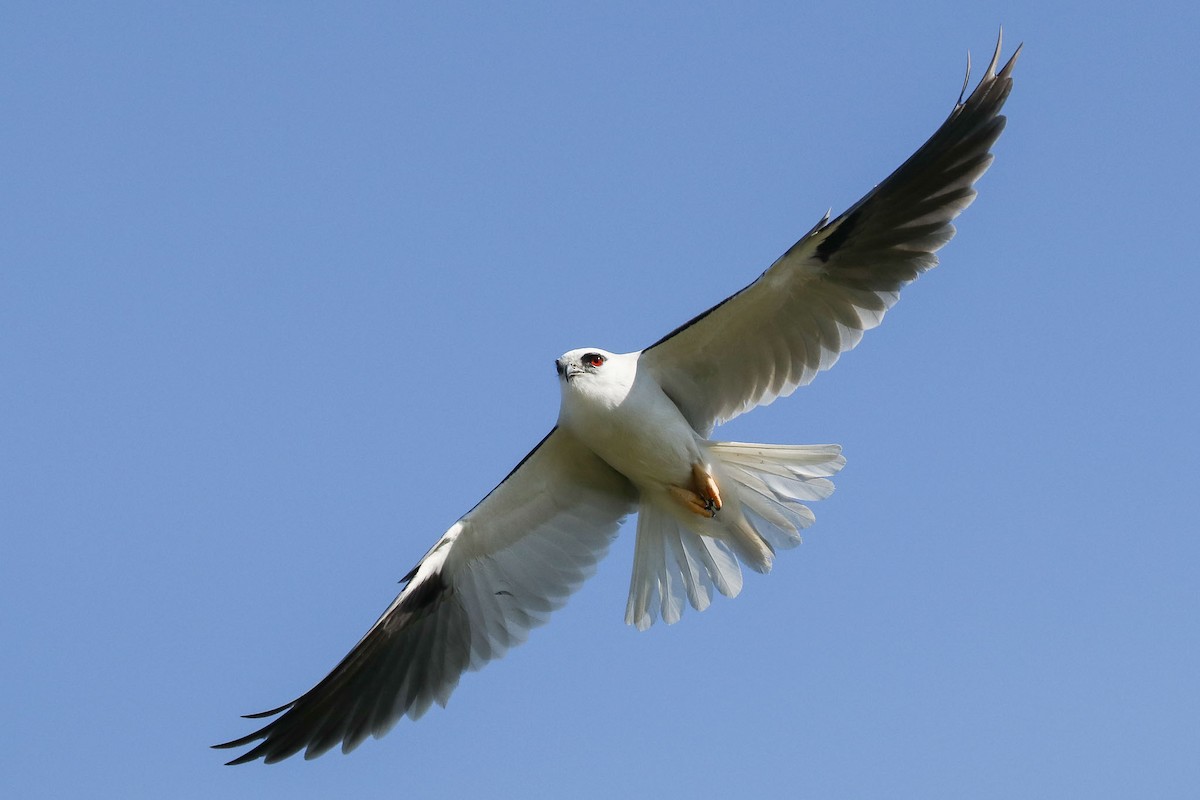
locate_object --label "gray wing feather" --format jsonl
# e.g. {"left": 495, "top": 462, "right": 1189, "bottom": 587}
{"left": 214, "top": 427, "right": 635, "bottom": 764}
{"left": 642, "top": 35, "right": 1020, "bottom": 433}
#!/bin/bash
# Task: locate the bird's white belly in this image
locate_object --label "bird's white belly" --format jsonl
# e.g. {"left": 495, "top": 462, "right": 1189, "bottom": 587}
{"left": 591, "top": 408, "right": 698, "bottom": 487}
{"left": 561, "top": 374, "right": 701, "bottom": 490}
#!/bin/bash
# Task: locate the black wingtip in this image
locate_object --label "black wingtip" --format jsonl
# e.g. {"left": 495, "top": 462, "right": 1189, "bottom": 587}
{"left": 222, "top": 750, "right": 262, "bottom": 766}
{"left": 957, "top": 49, "right": 973, "bottom": 107}
{"left": 959, "top": 28, "right": 1020, "bottom": 108}
{"left": 211, "top": 732, "right": 264, "bottom": 752}
{"left": 211, "top": 703, "right": 293, "bottom": 763}
{"left": 212, "top": 741, "right": 257, "bottom": 766}
{"left": 212, "top": 734, "right": 275, "bottom": 765}
{"left": 241, "top": 700, "right": 294, "bottom": 720}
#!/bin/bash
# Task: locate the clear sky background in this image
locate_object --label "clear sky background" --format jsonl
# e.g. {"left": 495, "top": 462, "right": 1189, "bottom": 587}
{"left": 3, "top": 2, "right": 1197, "bottom": 798}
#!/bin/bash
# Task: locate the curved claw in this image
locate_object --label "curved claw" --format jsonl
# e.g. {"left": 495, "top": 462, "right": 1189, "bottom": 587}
{"left": 668, "top": 463, "right": 724, "bottom": 518}
{"left": 693, "top": 463, "right": 722, "bottom": 516}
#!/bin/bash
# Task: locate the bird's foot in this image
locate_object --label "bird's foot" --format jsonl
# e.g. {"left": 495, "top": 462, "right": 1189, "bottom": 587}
{"left": 669, "top": 464, "right": 722, "bottom": 518}
{"left": 693, "top": 463, "right": 722, "bottom": 516}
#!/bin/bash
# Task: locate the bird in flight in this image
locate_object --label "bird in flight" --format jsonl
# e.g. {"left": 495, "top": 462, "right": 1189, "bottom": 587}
{"left": 216, "top": 34, "right": 1019, "bottom": 765}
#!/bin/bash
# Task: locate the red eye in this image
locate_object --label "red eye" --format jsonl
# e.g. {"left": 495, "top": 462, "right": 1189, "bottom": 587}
{"left": 583, "top": 353, "right": 605, "bottom": 368}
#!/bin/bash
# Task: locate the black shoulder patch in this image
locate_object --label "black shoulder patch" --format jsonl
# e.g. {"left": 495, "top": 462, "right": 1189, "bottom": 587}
{"left": 402, "top": 570, "right": 446, "bottom": 613}
{"left": 815, "top": 212, "right": 858, "bottom": 263}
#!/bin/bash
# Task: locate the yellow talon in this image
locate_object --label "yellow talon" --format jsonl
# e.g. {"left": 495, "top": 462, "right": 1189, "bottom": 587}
{"left": 692, "top": 463, "right": 722, "bottom": 513}
{"left": 669, "top": 463, "right": 723, "bottom": 518}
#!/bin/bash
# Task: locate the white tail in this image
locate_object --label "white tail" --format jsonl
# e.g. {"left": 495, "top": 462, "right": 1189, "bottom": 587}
{"left": 624, "top": 442, "right": 845, "bottom": 630}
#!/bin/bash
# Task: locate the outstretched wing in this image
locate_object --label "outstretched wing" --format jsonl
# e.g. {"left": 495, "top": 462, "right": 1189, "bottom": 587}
{"left": 641, "top": 35, "right": 1020, "bottom": 434}
{"left": 214, "top": 427, "right": 636, "bottom": 764}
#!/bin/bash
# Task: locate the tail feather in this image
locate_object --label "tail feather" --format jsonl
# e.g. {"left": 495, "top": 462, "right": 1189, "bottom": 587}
{"left": 625, "top": 503, "right": 746, "bottom": 630}
{"left": 716, "top": 442, "right": 843, "bottom": 551}
{"left": 626, "top": 504, "right": 684, "bottom": 629}
{"left": 625, "top": 442, "right": 844, "bottom": 630}
{"left": 663, "top": 524, "right": 712, "bottom": 612}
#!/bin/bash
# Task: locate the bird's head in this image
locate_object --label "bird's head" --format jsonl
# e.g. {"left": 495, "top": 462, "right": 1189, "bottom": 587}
{"left": 555, "top": 348, "right": 615, "bottom": 385}
{"left": 555, "top": 347, "right": 640, "bottom": 419}
{"left": 556, "top": 347, "right": 643, "bottom": 397}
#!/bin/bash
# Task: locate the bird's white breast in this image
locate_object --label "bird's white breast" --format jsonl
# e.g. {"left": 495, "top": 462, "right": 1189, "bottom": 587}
{"left": 557, "top": 351, "right": 702, "bottom": 490}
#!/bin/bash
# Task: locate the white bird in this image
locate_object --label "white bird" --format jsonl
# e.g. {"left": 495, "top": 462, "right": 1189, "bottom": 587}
{"left": 216, "top": 35, "right": 1020, "bottom": 765}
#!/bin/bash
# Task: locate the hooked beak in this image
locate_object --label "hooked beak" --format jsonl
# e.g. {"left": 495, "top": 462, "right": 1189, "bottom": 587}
{"left": 555, "top": 358, "right": 583, "bottom": 382}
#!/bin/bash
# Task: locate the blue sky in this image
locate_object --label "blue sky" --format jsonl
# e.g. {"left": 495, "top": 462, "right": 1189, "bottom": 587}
{"left": 3, "top": 2, "right": 1197, "bottom": 798}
